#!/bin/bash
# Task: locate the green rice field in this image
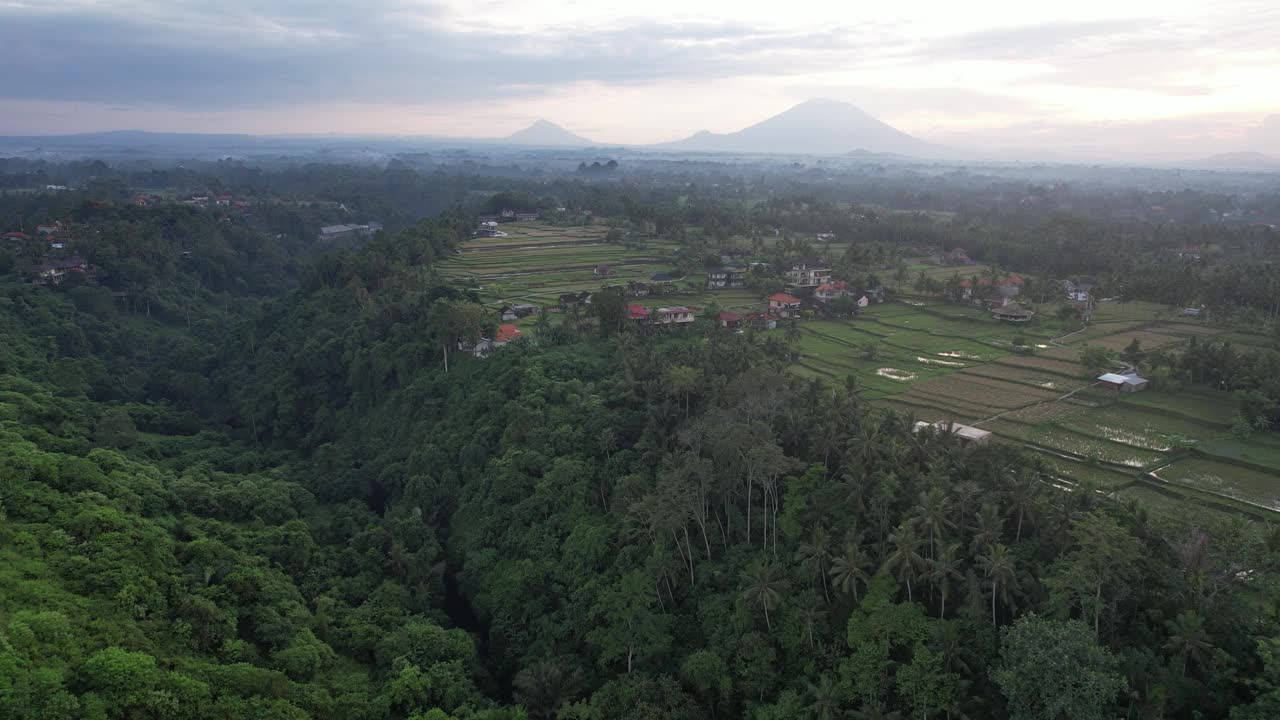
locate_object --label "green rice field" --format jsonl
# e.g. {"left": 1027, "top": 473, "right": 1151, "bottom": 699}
{"left": 449, "top": 225, "right": 1279, "bottom": 519}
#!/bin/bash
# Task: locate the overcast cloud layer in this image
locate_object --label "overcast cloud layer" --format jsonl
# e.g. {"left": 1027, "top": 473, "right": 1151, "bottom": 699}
{"left": 1, "top": 0, "right": 1278, "bottom": 158}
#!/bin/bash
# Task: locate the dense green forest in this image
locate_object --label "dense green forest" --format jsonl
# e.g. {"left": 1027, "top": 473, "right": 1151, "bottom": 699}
{"left": 4, "top": 172, "right": 1280, "bottom": 718}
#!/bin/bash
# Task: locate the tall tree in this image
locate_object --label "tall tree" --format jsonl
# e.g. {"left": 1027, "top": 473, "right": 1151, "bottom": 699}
{"left": 993, "top": 614, "right": 1125, "bottom": 720}
{"left": 740, "top": 557, "right": 787, "bottom": 631}
{"left": 977, "top": 543, "right": 1017, "bottom": 627}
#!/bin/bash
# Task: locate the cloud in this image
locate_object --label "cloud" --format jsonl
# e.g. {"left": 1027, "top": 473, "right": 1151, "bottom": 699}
{"left": 926, "top": 20, "right": 1152, "bottom": 62}
{"left": 0, "top": 4, "right": 860, "bottom": 108}
{"left": 1246, "top": 115, "right": 1280, "bottom": 154}
{"left": 0, "top": 0, "right": 1276, "bottom": 151}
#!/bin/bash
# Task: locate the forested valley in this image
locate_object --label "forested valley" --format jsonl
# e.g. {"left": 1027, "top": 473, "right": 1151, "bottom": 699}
{"left": 3, "top": 170, "right": 1280, "bottom": 720}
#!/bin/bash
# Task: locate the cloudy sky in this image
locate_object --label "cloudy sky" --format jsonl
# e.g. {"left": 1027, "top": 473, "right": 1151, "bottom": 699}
{"left": 1, "top": 0, "right": 1278, "bottom": 156}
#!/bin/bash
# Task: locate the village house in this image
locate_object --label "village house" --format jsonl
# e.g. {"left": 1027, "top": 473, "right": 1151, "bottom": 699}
{"left": 995, "top": 274, "right": 1025, "bottom": 301}
{"left": 3, "top": 231, "right": 31, "bottom": 242}
{"left": 477, "top": 221, "right": 501, "bottom": 237}
{"left": 494, "top": 323, "right": 522, "bottom": 346}
{"left": 914, "top": 421, "right": 992, "bottom": 444}
{"left": 628, "top": 305, "right": 652, "bottom": 323}
{"left": 1097, "top": 372, "right": 1149, "bottom": 393}
{"left": 559, "top": 291, "right": 592, "bottom": 308}
{"left": 704, "top": 262, "right": 748, "bottom": 290}
{"left": 320, "top": 222, "right": 382, "bottom": 241}
{"left": 784, "top": 259, "right": 832, "bottom": 288}
{"left": 991, "top": 303, "right": 1034, "bottom": 322}
{"left": 36, "top": 222, "right": 63, "bottom": 235}
{"left": 515, "top": 212, "right": 540, "bottom": 222}
{"left": 747, "top": 312, "right": 779, "bottom": 330}
{"left": 943, "top": 247, "right": 971, "bottom": 265}
{"left": 28, "top": 256, "right": 89, "bottom": 286}
{"left": 1063, "top": 280, "right": 1093, "bottom": 303}
{"left": 594, "top": 264, "right": 614, "bottom": 277}
{"left": 717, "top": 310, "right": 743, "bottom": 329}
{"left": 768, "top": 292, "right": 802, "bottom": 318}
{"left": 467, "top": 323, "right": 523, "bottom": 358}
{"left": 653, "top": 306, "right": 696, "bottom": 326}
{"left": 814, "top": 280, "right": 856, "bottom": 303}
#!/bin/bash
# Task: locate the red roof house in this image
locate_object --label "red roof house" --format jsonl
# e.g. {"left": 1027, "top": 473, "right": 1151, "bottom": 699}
{"left": 495, "top": 324, "right": 522, "bottom": 345}
{"left": 3, "top": 231, "right": 31, "bottom": 240}
{"left": 628, "top": 304, "right": 651, "bottom": 320}
{"left": 768, "top": 293, "right": 802, "bottom": 318}
{"left": 717, "top": 310, "right": 742, "bottom": 328}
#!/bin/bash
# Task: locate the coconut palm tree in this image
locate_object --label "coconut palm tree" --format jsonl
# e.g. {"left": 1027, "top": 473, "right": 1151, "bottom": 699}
{"left": 740, "top": 557, "right": 786, "bottom": 631}
{"left": 885, "top": 524, "right": 926, "bottom": 603}
{"left": 796, "top": 526, "right": 833, "bottom": 603}
{"left": 1005, "top": 466, "right": 1042, "bottom": 541}
{"left": 1164, "top": 610, "right": 1215, "bottom": 676}
{"left": 969, "top": 502, "right": 1004, "bottom": 556}
{"left": 977, "top": 543, "right": 1017, "bottom": 627}
{"left": 830, "top": 540, "right": 871, "bottom": 603}
{"left": 913, "top": 486, "right": 954, "bottom": 560}
{"left": 806, "top": 675, "right": 840, "bottom": 720}
{"left": 929, "top": 542, "right": 964, "bottom": 618}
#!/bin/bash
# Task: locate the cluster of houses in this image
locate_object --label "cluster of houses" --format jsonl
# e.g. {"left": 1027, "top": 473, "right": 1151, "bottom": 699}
{"left": 479, "top": 210, "right": 541, "bottom": 224}
{"left": 944, "top": 273, "right": 1038, "bottom": 322}
{"left": 475, "top": 210, "right": 541, "bottom": 236}
{"left": 4, "top": 221, "right": 99, "bottom": 286}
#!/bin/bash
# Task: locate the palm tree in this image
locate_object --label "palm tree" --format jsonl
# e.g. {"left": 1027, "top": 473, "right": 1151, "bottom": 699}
{"left": 1005, "top": 467, "right": 1042, "bottom": 541}
{"left": 949, "top": 480, "right": 982, "bottom": 531}
{"left": 796, "top": 526, "right": 833, "bottom": 602}
{"left": 928, "top": 543, "right": 964, "bottom": 618}
{"left": 830, "top": 541, "right": 871, "bottom": 603}
{"left": 969, "top": 502, "right": 1004, "bottom": 556}
{"left": 977, "top": 543, "right": 1016, "bottom": 627}
{"left": 806, "top": 675, "right": 840, "bottom": 720}
{"left": 795, "top": 593, "right": 828, "bottom": 650}
{"left": 913, "top": 486, "right": 954, "bottom": 560}
{"left": 1164, "top": 610, "right": 1215, "bottom": 676}
{"left": 885, "top": 524, "right": 926, "bottom": 603}
{"left": 740, "top": 557, "right": 786, "bottom": 631}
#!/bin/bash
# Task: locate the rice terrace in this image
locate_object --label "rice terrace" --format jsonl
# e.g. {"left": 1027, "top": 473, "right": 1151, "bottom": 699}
{"left": 445, "top": 219, "right": 1280, "bottom": 522}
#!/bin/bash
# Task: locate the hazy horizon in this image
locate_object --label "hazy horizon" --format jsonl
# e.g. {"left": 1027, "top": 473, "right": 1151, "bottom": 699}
{"left": 2, "top": 0, "right": 1278, "bottom": 158}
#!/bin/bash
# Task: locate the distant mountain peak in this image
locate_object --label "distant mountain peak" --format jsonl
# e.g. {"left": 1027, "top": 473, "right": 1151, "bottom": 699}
{"left": 656, "top": 99, "right": 941, "bottom": 157}
{"left": 504, "top": 119, "right": 595, "bottom": 147}
{"left": 1190, "top": 151, "right": 1279, "bottom": 170}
